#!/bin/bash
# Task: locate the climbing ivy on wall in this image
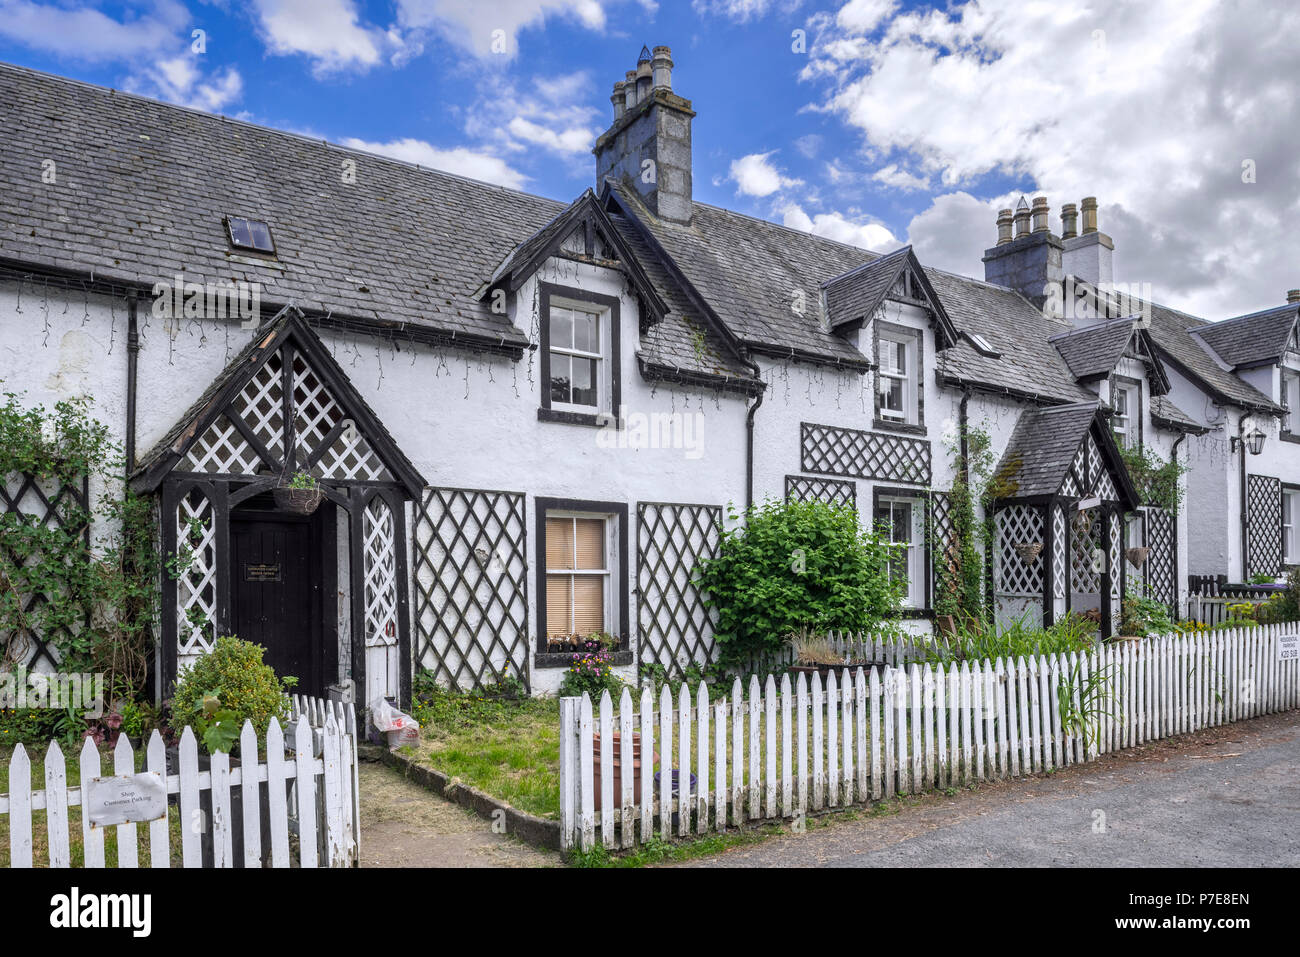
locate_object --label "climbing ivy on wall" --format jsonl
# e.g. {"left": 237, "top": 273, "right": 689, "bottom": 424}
{"left": 1118, "top": 444, "right": 1189, "bottom": 511}
{"left": 0, "top": 392, "right": 160, "bottom": 699}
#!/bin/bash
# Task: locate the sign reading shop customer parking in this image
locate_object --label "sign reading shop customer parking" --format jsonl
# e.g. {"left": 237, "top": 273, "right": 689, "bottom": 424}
{"left": 85, "top": 772, "right": 168, "bottom": 828}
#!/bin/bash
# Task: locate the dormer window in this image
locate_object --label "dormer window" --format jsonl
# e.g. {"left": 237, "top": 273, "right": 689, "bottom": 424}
{"left": 1112, "top": 377, "right": 1141, "bottom": 448}
{"left": 1283, "top": 370, "right": 1300, "bottom": 435}
{"left": 227, "top": 216, "right": 275, "bottom": 254}
{"left": 875, "top": 322, "right": 923, "bottom": 430}
{"left": 537, "top": 283, "right": 622, "bottom": 426}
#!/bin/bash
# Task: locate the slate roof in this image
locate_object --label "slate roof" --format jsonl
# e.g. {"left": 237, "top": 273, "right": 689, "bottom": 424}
{"left": 606, "top": 181, "right": 874, "bottom": 367}
{"left": 1194, "top": 304, "right": 1299, "bottom": 369}
{"left": 924, "top": 270, "right": 1095, "bottom": 405}
{"left": 1049, "top": 317, "right": 1135, "bottom": 380}
{"left": 1143, "top": 302, "right": 1281, "bottom": 413}
{"left": 995, "top": 401, "right": 1137, "bottom": 507}
{"left": 1150, "top": 395, "right": 1209, "bottom": 434}
{"left": 822, "top": 245, "right": 913, "bottom": 330}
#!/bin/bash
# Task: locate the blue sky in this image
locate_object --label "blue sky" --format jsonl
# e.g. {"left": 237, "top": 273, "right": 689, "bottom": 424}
{"left": 2, "top": 0, "right": 1298, "bottom": 320}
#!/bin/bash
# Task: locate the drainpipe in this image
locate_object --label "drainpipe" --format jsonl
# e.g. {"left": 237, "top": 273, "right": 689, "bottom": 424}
{"left": 744, "top": 381, "right": 764, "bottom": 511}
{"left": 126, "top": 291, "right": 139, "bottom": 473}
{"left": 958, "top": 390, "right": 971, "bottom": 484}
{"left": 1171, "top": 432, "right": 1187, "bottom": 605}
{"left": 1238, "top": 411, "right": 1250, "bottom": 582}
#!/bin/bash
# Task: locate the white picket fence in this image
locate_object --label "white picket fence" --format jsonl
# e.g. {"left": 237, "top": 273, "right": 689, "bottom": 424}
{"left": 1, "top": 695, "right": 359, "bottom": 868}
{"left": 559, "top": 624, "right": 1300, "bottom": 851}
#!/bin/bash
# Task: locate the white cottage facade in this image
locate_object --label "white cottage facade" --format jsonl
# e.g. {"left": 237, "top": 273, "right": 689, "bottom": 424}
{"left": 0, "top": 47, "right": 1294, "bottom": 706}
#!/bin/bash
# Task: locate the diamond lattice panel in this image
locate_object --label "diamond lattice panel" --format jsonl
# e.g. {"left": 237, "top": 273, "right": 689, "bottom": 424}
{"left": 1145, "top": 506, "right": 1175, "bottom": 606}
{"left": 182, "top": 415, "right": 262, "bottom": 475}
{"left": 411, "top": 488, "right": 529, "bottom": 691}
{"left": 1108, "top": 514, "right": 1123, "bottom": 601}
{"left": 0, "top": 472, "right": 89, "bottom": 671}
{"left": 930, "top": 491, "right": 955, "bottom": 596}
{"left": 1052, "top": 505, "right": 1066, "bottom": 599}
{"left": 1125, "top": 512, "right": 1146, "bottom": 597}
{"left": 175, "top": 488, "right": 217, "bottom": 657}
{"left": 1247, "top": 474, "right": 1283, "bottom": 578}
{"left": 637, "top": 503, "right": 722, "bottom": 674}
{"left": 232, "top": 349, "right": 285, "bottom": 464}
{"left": 800, "top": 422, "right": 930, "bottom": 484}
{"left": 995, "top": 505, "right": 1044, "bottom": 597}
{"left": 1070, "top": 509, "right": 1101, "bottom": 594}
{"left": 363, "top": 497, "right": 399, "bottom": 648}
{"left": 784, "top": 475, "right": 856, "bottom": 509}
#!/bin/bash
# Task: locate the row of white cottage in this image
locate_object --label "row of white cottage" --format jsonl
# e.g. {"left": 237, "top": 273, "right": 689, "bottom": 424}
{"left": 0, "top": 52, "right": 1296, "bottom": 703}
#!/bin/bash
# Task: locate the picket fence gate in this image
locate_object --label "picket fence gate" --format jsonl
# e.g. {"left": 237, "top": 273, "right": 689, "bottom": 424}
{"left": 1, "top": 695, "right": 359, "bottom": 868}
{"left": 559, "top": 624, "right": 1300, "bottom": 851}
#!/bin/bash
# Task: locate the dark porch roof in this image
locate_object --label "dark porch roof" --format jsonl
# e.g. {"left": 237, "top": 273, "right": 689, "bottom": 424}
{"left": 995, "top": 401, "right": 1140, "bottom": 508}
{"left": 130, "top": 306, "right": 425, "bottom": 496}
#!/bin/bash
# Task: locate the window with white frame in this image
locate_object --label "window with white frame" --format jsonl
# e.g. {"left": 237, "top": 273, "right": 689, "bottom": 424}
{"left": 1284, "top": 488, "right": 1300, "bottom": 565}
{"left": 547, "top": 301, "right": 607, "bottom": 412}
{"left": 544, "top": 513, "right": 613, "bottom": 639}
{"left": 1282, "top": 370, "right": 1300, "bottom": 435}
{"left": 1112, "top": 380, "right": 1140, "bottom": 448}
{"left": 874, "top": 495, "right": 925, "bottom": 608}
{"left": 876, "top": 326, "right": 921, "bottom": 426}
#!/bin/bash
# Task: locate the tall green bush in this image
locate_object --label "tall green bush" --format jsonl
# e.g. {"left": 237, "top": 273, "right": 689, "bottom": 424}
{"left": 170, "top": 636, "right": 294, "bottom": 748}
{"left": 694, "top": 499, "right": 903, "bottom": 667}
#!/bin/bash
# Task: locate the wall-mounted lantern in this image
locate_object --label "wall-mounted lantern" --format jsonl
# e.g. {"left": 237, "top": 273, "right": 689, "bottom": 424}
{"left": 1230, "top": 427, "right": 1266, "bottom": 456}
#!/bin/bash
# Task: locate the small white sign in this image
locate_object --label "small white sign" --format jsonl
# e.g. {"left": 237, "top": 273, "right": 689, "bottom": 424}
{"left": 1279, "top": 635, "right": 1299, "bottom": 662}
{"left": 86, "top": 772, "right": 167, "bottom": 828}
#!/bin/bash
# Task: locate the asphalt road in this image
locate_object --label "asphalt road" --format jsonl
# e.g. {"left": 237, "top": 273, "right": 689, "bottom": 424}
{"left": 674, "top": 709, "right": 1300, "bottom": 868}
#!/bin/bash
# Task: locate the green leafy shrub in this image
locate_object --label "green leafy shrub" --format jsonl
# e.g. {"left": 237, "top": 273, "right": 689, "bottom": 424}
{"left": 1119, "top": 594, "right": 1175, "bottom": 637}
{"left": 695, "top": 499, "right": 904, "bottom": 668}
{"left": 1117, "top": 444, "right": 1189, "bottom": 510}
{"left": 557, "top": 640, "right": 625, "bottom": 699}
{"left": 170, "top": 636, "right": 294, "bottom": 750}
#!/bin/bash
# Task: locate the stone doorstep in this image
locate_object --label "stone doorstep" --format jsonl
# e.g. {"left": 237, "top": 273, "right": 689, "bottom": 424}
{"left": 362, "top": 743, "right": 562, "bottom": 852}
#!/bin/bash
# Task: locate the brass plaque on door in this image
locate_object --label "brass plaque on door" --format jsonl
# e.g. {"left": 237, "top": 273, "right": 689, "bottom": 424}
{"left": 245, "top": 563, "right": 281, "bottom": 582}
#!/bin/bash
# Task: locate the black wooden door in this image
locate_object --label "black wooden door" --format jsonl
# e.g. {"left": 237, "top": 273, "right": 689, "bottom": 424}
{"left": 230, "top": 512, "right": 323, "bottom": 697}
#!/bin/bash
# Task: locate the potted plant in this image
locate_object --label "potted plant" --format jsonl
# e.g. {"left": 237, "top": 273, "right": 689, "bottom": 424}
{"left": 273, "top": 468, "right": 324, "bottom": 515}
{"left": 785, "top": 629, "right": 885, "bottom": 679}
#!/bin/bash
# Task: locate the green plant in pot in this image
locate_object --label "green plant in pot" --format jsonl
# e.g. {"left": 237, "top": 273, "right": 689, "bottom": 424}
{"left": 273, "top": 468, "right": 324, "bottom": 515}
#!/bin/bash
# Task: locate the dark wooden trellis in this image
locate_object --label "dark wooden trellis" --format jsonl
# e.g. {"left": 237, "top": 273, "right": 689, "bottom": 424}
{"left": 0, "top": 472, "right": 90, "bottom": 671}
{"left": 410, "top": 487, "right": 530, "bottom": 692}
{"left": 1246, "top": 474, "right": 1282, "bottom": 579}
{"left": 636, "top": 502, "right": 722, "bottom": 674}
{"left": 784, "top": 474, "right": 856, "bottom": 509}
{"left": 1138, "top": 506, "right": 1176, "bottom": 609}
{"left": 800, "top": 421, "right": 931, "bottom": 485}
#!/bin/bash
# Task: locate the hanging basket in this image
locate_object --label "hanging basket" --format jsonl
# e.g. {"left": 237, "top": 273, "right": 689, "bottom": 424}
{"left": 1013, "top": 541, "right": 1043, "bottom": 564}
{"left": 273, "top": 486, "right": 324, "bottom": 515}
{"left": 1126, "top": 546, "right": 1150, "bottom": 569}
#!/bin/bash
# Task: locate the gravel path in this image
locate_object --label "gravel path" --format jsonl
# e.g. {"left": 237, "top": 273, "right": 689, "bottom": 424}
{"left": 671, "top": 709, "right": 1300, "bottom": 868}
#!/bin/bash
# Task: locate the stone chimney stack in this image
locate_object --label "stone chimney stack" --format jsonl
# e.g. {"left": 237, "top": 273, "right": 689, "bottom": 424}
{"left": 1287, "top": 289, "right": 1300, "bottom": 304}
{"left": 983, "top": 195, "right": 1063, "bottom": 312}
{"left": 1061, "top": 196, "right": 1114, "bottom": 291}
{"left": 1060, "top": 203, "right": 1078, "bottom": 239}
{"left": 594, "top": 44, "right": 696, "bottom": 224}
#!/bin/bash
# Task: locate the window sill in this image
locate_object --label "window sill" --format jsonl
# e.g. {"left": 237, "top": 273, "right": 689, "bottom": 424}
{"left": 535, "top": 650, "right": 634, "bottom": 669}
{"left": 537, "top": 407, "right": 610, "bottom": 428}
{"left": 873, "top": 418, "right": 926, "bottom": 436}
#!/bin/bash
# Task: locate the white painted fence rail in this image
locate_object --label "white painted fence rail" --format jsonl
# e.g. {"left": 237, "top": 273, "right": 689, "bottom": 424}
{"left": 559, "top": 624, "right": 1300, "bottom": 851}
{"left": 1, "top": 695, "right": 359, "bottom": 868}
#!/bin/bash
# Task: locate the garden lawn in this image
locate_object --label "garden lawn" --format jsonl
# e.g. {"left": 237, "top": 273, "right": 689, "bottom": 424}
{"left": 1, "top": 743, "right": 184, "bottom": 868}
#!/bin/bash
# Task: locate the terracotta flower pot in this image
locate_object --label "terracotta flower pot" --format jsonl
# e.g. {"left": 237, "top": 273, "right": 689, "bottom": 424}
{"left": 592, "top": 731, "right": 659, "bottom": 814}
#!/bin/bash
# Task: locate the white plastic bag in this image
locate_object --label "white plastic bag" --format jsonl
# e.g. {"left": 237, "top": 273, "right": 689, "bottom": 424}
{"left": 371, "top": 697, "right": 420, "bottom": 747}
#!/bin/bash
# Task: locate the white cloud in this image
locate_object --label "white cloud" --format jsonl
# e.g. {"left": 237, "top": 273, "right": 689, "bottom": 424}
{"left": 781, "top": 202, "right": 900, "bottom": 252}
{"left": 0, "top": 0, "right": 188, "bottom": 61}
{"left": 506, "top": 116, "right": 594, "bottom": 154}
{"left": 903, "top": 191, "right": 996, "bottom": 276}
{"left": 250, "top": 0, "right": 407, "bottom": 74}
{"left": 395, "top": 0, "right": 608, "bottom": 58}
{"left": 836, "top": 0, "right": 895, "bottom": 33}
{"left": 872, "top": 163, "right": 927, "bottom": 192}
{"left": 691, "top": 0, "right": 801, "bottom": 22}
{"left": 463, "top": 70, "right": 601, "bottom": 171}
{"left": 803, "top": 0, "right": 1300, "bottom": 317}
{"left": 128, "top": 55, "right": 243, "bottom": 112}
{"left": 794, "top": 134, "right": 822, "bottom": 159}
{"left": 341, "top": 136, "right": 527, "bottom": 190}
{"left": 729, "top": 151, "right": 803, "bottom": 198}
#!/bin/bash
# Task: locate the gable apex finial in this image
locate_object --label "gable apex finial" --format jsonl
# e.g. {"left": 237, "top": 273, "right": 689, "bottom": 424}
{"left": 638, "top": 44, "right": 652, "bottom": 63}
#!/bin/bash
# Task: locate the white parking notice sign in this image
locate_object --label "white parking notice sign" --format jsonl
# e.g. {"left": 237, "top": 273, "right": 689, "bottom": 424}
{"left": 1280, "top": 635, "right": 1299, "bottom": 662}
{"left": 85, "top": 772, "right": 167, "bottom": 828}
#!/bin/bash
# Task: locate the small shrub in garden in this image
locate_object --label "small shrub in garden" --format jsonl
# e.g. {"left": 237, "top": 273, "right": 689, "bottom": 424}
{"left": 694, "top": 498, "right": 904, "bottom": 668}
{"left": 170, "top": 636, "right": 295, "bottom": 751}
{"left": 558, "top": 640, "right": 625, "bottom": 699}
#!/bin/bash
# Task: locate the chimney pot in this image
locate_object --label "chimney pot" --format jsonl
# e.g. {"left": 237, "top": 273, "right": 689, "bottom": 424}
{"left": 1031, "top": 196, "right": 1050, "bottom": 233}
{"left": 651, "top": 45, "right": 673, "bottom": 90}
{"left": 636, "top": 60, "right": 653, "bottom": 102}
{"left": 1013, "top": 197, "right": 1031, "bottom": 239}
{"left": 995, "top": 208, "right": 1014, "bottom": 245}
{"left": 625, "top": 70, "right": 638, "bottom": 109}
{"left": 611, "top": 82, "right": 626, "bottom": 120}
{"left": 1081, "top": 196, "right": 1099, "bottom": 235}
{"left": 1288, "top": 289, "right": 1300, "bottom": 304}
{"left": 1060, "top": 203, "right": 1078, "bottom": 239}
